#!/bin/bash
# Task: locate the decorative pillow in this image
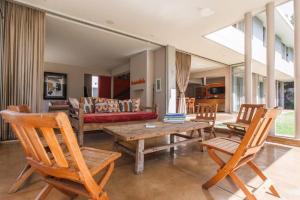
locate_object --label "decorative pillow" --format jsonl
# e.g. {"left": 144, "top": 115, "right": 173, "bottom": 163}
{"left": 119, "top": 99, "right": 133, "bottom": 112}
{"left": 107, "top": 99, "right": 120, "bottom": 112}
{"left": 95, "top": 102, "right": 108, "bottom": 113}
{"left": 131, "top": 98, "right": 141, "bottom": 112}
{"left": 83, "top": 97, "right": 94, "bottom": 113}
{"left": 69, "top": 98, "right": 79, "bottom": 109}
{"left": 94, "top": 97, "right": 107, "bottom": 104}
{"left": 68, "top": 97, "right": 79, "bottom": 116}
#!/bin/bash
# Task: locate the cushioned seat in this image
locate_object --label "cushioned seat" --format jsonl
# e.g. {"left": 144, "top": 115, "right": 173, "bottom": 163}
{"left": 83, "top": 111, "right": 157, "bottom": 123}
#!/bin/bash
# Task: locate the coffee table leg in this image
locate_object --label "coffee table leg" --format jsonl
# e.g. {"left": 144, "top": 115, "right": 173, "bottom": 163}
{"left": 170, "top": 134, "right": 175, "bottom": 155}
{"left": 135, "top": 139, "right": 145, "bottom": 174}
{"left": 112, "top": 137, "right": 118, "bottom": 151}
{"left": 199, "top": 128, "right": 205, "bottom": 152}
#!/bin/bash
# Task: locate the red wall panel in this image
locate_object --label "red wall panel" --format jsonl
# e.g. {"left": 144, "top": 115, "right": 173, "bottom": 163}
{"left": 114, "top": 78, "right": 130, "bottom": 98}
{"left": 98, "top": 76, "right": 111, "bottom": 98}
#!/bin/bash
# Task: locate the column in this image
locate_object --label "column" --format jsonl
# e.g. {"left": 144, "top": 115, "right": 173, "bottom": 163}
{"left": 244, "top": 12, "right": 253, "bottom": 103}
{"left": 252, "top": 74, "right": 258, "bottom": 103}
{"left": 111, "top": 76, "right": 114, "bottom": 99}
{"left": 166, "top": 46, "right": 177, "bottom": 113}
{"left": 266, "top": 2, "right": 276, "bottom": 109}
{"left": 294, "top": 0, "right": 300, "bottom": 139}
{"left": 266, "top": 2, "right": 276, "bottom": 135}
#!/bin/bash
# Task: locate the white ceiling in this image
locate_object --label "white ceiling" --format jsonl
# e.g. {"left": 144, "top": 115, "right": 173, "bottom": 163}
{"left": 190, "top": 56, "right": 227, "bottom": 73}
{"left": 45, "top": 15, "right": 160, "bottom": 69}
{"left": 17, "top": 0, "right": 288, "bottom": 67}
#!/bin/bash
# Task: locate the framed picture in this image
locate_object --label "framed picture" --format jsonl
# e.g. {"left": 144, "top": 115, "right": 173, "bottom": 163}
{"left": 156, "top": 78, "right": 161, "bottom": 92}
{"left": 43, "top": 72, "right": 67, "bottom": 100}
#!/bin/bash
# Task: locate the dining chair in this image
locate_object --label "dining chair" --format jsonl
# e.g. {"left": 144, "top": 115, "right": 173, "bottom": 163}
{"left": 202, "top": 107, "right": 280, "bottom": 200}
{"left": 224, "top": 104, "right": 265, "bottom": 137}
{"left": 192, "top": 103, "right": 218, "bottom": 138}
{"left": 187, "top": 98, "right": 195, "bottom": 114}
{"left": 1, "top": 110, "right": 121, "bottom": 200}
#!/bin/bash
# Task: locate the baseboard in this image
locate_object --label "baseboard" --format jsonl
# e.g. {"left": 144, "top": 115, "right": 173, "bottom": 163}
{"left": 267, "top": 135, "right": 300, "bottom": 148}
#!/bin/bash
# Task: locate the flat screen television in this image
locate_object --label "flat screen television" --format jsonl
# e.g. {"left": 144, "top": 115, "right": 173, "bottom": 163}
{"left": 209, "top": 87, "right": 225, "bottom": 95}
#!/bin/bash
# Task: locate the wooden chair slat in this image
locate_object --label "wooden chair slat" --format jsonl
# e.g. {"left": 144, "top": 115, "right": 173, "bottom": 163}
{"left": 40, "top": 127, "right": 69, "bottom": 168}
{"left": 24, "top": 126, "right": 52, "bottom": 165}
{"left": 13, "top": 124, "right": 39, "bottom": 160}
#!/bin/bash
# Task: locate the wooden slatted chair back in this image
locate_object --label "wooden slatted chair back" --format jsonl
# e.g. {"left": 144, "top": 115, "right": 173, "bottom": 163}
{"left": 0, "top": 111, "right": 92, "bottom": 183}
{"left": 238, "top": 108, "right": 280, "bottom": 157}
{"left": 8, "top": 105, "right": 31, "bottom": 113}
{"left": 236, "top": 104, "right": 265, "bottom": 124}
{"left": 196, "top": 103, "right": 218, "bottom": 121}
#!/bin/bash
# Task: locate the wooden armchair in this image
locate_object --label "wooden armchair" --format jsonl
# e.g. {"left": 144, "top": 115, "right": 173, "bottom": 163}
{"left": 0, "top": 110, "right": 121, "bottom": 200}
{"left": 6, "top": 105, "right": 33, "bottom": 193}
{"left": 192, "top": 103, "right": 218, "bottom": 138}
{"left": 224, "top": 104, "right": 264, "bottom": 137}
{"left": 6, "top": 105, "right": 66, "bottom": 193}
{"left": 202, "top": 107, "right": 280, "bottom": 200}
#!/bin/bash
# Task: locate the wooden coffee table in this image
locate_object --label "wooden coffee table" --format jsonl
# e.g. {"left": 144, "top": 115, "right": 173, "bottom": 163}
{"left": 104, "top": 121, "right": 210, "bottom": 174}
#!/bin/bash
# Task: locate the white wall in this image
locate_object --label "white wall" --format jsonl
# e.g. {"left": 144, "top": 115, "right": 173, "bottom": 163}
{"left": 111, "top": 63, "right": 130, "bottom": 76}
{"left": 190, "top": 66, "right": 231, "bottom": 112}
{"left": 43, "top": 62, "right": 110, "bottom": 111}
{"left": 130, "top": 50, "right": 154, "bottom": 107}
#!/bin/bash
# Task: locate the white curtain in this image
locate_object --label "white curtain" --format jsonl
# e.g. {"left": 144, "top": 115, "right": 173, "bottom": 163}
{"left": 176, "top": 52, "right": 191, "bottom": 114}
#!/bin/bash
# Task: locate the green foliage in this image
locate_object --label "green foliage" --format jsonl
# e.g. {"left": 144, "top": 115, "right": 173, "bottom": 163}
{"left": 276, "top": 111, "right": 295, "bottom": 137}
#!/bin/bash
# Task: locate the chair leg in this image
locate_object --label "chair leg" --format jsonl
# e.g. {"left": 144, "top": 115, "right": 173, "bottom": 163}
{"left": 202, "top": 168, "right": 229, "bottom": 190}
{"left": 229, "top": 172, "right": 257, "bottom": 200}
{"left": 202, "top": 149, "right": 228, "bottom": 189}
{"left": 190, "top": 130, "right": 195, "bottom": 137}
{"left": 210, "top": 127, "right": 216, "bottom": 138}
{"left": 99, "top": 192, "right": 109, "bottom": 200}
{"left": 247, "top": 161, "right": 280, "bottom": 198}
{"left": 8, "top": 164, "right": 35, "bottom": 193}
{"left": 35, "top": 184, "right": 53, "bottom": 200}
{"left": 227, "top": 126, "right": 233, "bottom": 138}
{"left": 98, "top": 163, "right": 115, "bottom": 189}
{"left": 55, "top": 187, "right": 78, "bottom": 199}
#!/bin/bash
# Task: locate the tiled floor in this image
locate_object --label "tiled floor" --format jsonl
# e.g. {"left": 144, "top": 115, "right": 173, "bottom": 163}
{"left": 0, "top": 132, "right": 300, "bottom": 200}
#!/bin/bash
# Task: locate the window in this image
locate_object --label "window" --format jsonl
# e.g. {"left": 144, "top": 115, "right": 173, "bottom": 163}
{"left": 263, "top": 27, "right": 266, "bottom": 47}
{"left": 92, "top": 76, "right": 98, "bottom": 97}
{"left": 281, "top": 43, "right": 286, "bottom": 60}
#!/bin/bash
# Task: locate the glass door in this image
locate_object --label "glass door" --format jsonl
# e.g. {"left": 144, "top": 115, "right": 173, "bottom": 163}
{"left": 232, "top": 66, "right": 245, "bottom": 112}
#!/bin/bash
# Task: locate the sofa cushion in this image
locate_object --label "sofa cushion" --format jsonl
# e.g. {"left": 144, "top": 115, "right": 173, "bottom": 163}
{"left": 83, "top": 111, "right": 157, "bottom": 123}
